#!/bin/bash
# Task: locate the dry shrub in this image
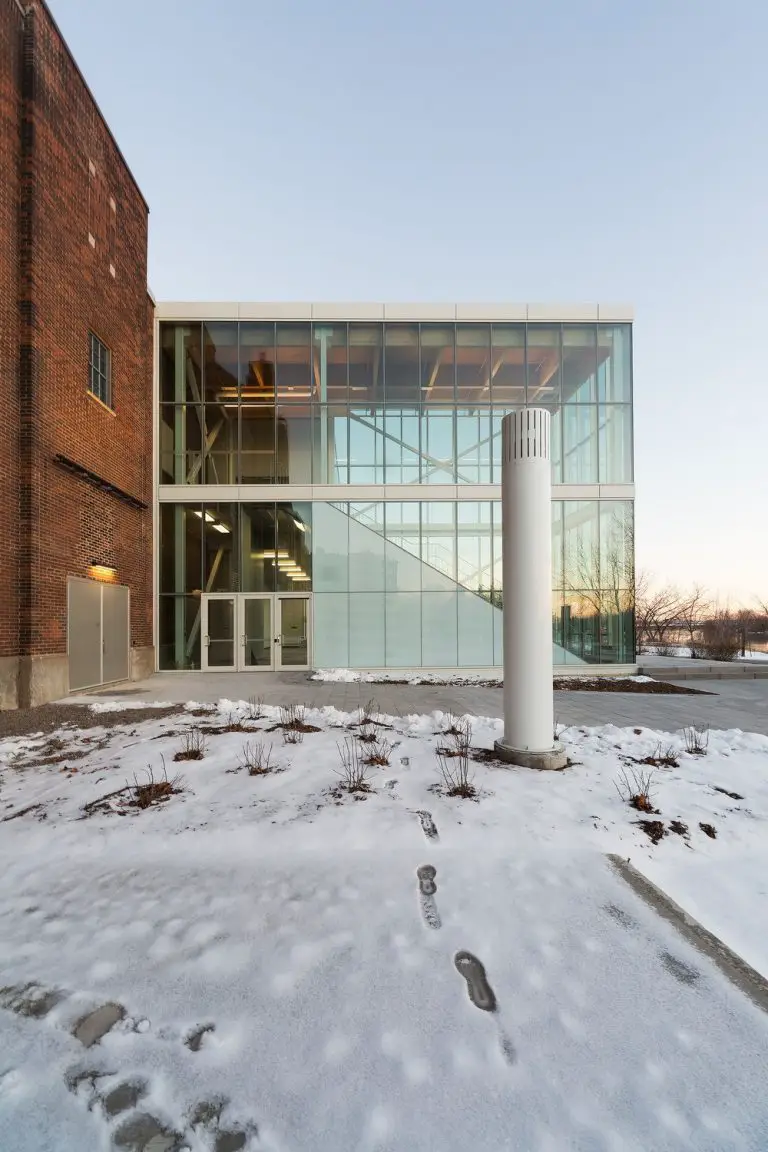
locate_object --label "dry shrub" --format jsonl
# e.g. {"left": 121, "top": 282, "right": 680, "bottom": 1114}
{"left": 283, "top": 725, "right": 304, "bottom": 745}
{"left": 615, "top": 765, "right": 658, "bottom": 813}
{"left": 635, "top": 741, "right": 678, "bottom": 768}
{"left": 437, "top": 717, "right": 473, "bottom": 758}
{"left": 336, "top": 738, "right": 373, "bottom": 793}
{"left": 174, "top": 727, "right": 205, "bottom": 762}
{"left": 683, "top": 725, "right": 709, "bottom": 755}
{"left": 239, "top": 741, "right": 274, "bottom": 776}
{"left": 276, "top": 704, "right": 320, "bottom": 738}
{"left": 363, "top": 736, "right": 392, "bottom": 767}
{"left": 128, "top": 760, "right": 183, "bottom": 809}
{"left": 247, "top": 695, "right": 265, "bottom": 721}
{"left": 699, "top": 821, "right": 717, "bottom": 839}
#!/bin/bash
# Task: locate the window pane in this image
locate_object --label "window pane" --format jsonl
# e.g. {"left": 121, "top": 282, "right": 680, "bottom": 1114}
{"left": 598, "top": 405, "right": 633, "bottom": 482}
{"left": 276, "top": 324, "right": 312, "bottom": 401}
{"left": 563, "top": 501, "right": 599, "bottom": 592}
{"left": 491, "top": 324, "right": 525, "bottom": 405}
{"left": 204, "top": 405, "right": 237, "bottom": 484}
{"left": 599, "top": 501, "right": 634, "bottom": 590}
{"left": 349, "top": 406, "right": 384, "bottom": 483}
{"left": 159, "top": 405, "right": 204, "bottom": 484}
{"left": 240, "top": 503, "right": 277, "bottom": 593}
{"left": 158, "top": 596, "right": 202, "bottom": 670}
{"left": 598, "top": 324, "right": 631, "bottom": 402}
{"left": 239, "top": 322, "right": 275, "bottom": 403}
{"left": 276, "top": 503, "right": 312, "bottom": 591}
{"left": 313, "top": 593, "right": 349, "bottom": 666}
{"left": 456, "top": 324, "right": 490, "bottom": 406}
{"left": 384, "top": 502, "right": 421, "bottom": 591}
{"left": 384, "top": 408, "right": 420, "bottom": 483}
{"left": 457, "top": 502, "right": 493, "bottom": 596}
{"left": 348, "top": 324, "right": 383, "bottom": 405}
{"left": 458, "top": 591, "right": 494, "bottom": 666}
{"left": 276, "top": 406, "right": 315, "bottom": 483}
{"left": 551, "top": 501, "right": 563, "bottom": 589}
{"left": 313, "top": 502, "right": 349, "bottom": 592}
{"left": 422, "top": 591, "right": 458, "bottom": 665}
{"left": 315, "top": 405, "right": 348, "bottom": 484}
{"left": 562, "top": 325, "right": 596, "bottom": 403}
{"left": 203, "top": 322, "right": 238, "bottom": 403}
{"left": 313, "top": 323, "right": 347, "bottom": 403}
{"left": 160, "top": 322, "right": 202, "bottom": 403}
{"left": 562, "top": 405, "right": 598, "bottom": 483}
{"left": 348, "top": 502, "right": 384, "bottom": 591}
{"left": 240, "top": 406, "right": 275, "bottom": 483}
{"left": 420, "top": 325, "right": 455, "bottom": 403}
{"left": 456, "top": 408, "right": 491, "bottom": 483}
{"left": 385, "top": 592, "right": 421, "bottom": 666}
{"left": 421, "top": 407, "right": 454, "bottom": 483}
{"left": 203, "top": 503, "right": 237, "bottom": 592}
{"left": 385, "top": 324, "right": 420, "bottom": 405}
{"left": 159, "top": 504, "right": 203, "bottom": 594}
{"left": 526, "top": 326, "right": 561, "bottom": 408}
{"left": 350, "top": 593, "right": 385, "bottom": 665}
{"left": 422, "top": 502, "right": 456, "bottom": 585}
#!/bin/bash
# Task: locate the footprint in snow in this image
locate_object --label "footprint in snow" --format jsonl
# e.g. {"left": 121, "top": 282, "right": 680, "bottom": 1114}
{"left": 454, "top": 951, "right": 516, "bottom": 1065}
{"left": 416, "top": 865, "right": 442, "bottom": 930}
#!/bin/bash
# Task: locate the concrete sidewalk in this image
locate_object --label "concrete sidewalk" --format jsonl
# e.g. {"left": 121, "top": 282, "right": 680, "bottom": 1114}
{"left": 69, "top": 670, "right": 768, "bottom": 735}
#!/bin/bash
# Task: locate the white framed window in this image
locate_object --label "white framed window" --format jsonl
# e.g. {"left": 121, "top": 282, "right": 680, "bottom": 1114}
{"left": 88, "top": 331, "right": 112, "bottom": 407}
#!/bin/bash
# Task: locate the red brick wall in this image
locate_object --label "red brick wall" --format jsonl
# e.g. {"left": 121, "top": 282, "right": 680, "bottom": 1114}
{"left": 0, "top": 0, "right": 23, "bottom": 660}
{"left": 3, "top": 0, "right": 153, "bottom": 666}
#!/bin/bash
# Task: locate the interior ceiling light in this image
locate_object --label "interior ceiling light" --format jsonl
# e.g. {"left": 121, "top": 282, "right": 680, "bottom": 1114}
{"left": 293, "top": 518, "right": 306, "bottom": 532}
{"left": 193, "top": 511, "right": 216, "bottom": 523}
{"left": 212, "top": 523, "right": 231, "bottom": 534}
{"left": 291, "top": 574, "right": 310, "bottom": 581}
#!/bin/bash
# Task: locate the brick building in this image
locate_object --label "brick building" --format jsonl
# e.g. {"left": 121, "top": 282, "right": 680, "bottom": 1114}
{"left": 0, "top": 0, "right": 153, "bottom": 707}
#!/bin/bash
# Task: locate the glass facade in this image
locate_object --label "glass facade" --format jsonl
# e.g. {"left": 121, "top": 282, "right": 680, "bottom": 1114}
{"left": 157, "top": 315, "right": 634, "bottom": 670}
{"left": 159, "top": 321, "right": 632, "bottom": 486}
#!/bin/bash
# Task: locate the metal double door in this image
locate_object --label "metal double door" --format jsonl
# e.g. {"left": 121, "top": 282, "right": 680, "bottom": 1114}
{"left": 202, "top": 593, "right": 310, "bottom": 672}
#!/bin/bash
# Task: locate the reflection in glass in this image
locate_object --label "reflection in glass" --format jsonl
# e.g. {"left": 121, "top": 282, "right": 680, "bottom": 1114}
{"left": 206, "top": 597, "right": 235, "bottom": 668}
{"left": 385, "top": 325, "right": 420, "bottom": 405}
{"left": 562, "top": 326, "right": 596, "bottom": 403}
{"left": 562, "top": 500, "right": 599, "bottom": 593}
{"left": 280, "top": 597, "right": 309, "bottom": 666}
{"left": 204, "top": 403, "right": 237, "bottom": 484}
{"left": 420, "top": 326, "right": 455, "bottom": 403}
{"left": 422, "top": 502, "right": 456, "bottom": 582}
{"left": 243, "top": 597, "right": 272, "bottom": 667}
{"left": 239, "top": 323, "right": 275, "bottom": 403}
{"left": 526, "top": 326, "right": 560, "bottom": 408}
{"left": 491, "top": 324, "right": 526, "bottom": 405}
{"left": 316, "top": 405, "right": 348, "bottom": 484}
{"left": 276, "top": 503, "right": 312, "bottom": 592}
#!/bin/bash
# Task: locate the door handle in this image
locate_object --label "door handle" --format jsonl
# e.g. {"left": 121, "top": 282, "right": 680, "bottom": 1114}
{"left": 274, "top": 637, "right": 280, "bottom": 644}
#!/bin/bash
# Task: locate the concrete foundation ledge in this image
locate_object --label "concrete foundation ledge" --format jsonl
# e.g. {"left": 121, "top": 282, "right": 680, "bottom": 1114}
{"left": 18, "top": 654, "right": 69, "bottom": 708}
{"left": 130, "top": 646, "right": 155, "bottom": 681}
{"left": 493, "top": 740, "right": 568, "bottom": 770}
{"left": 0, "top": 656, "right": 20, "bottom": 710}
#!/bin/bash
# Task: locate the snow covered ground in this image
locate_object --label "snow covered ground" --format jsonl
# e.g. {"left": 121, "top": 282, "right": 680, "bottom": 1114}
{"left": 1, "top": 700, "right": 767, "bottom": 1150}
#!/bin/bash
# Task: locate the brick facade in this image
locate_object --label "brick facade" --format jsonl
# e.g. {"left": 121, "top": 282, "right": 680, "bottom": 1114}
{"left": 0, "top": 0, "right": 153, "bottom": 706}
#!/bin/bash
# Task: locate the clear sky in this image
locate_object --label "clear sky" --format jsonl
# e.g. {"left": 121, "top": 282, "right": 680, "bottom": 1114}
{"left": 53, "top": 0, "right": 767, "bottom": 605}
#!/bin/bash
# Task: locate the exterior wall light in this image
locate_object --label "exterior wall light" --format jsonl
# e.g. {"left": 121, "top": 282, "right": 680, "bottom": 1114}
{"left": 88, "top": 563, "right": 117, "bottom": 582}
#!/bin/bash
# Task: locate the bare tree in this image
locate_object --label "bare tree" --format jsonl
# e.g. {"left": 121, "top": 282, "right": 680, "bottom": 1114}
{"left": 677, "top": 585, "right": 712, "bottom": 658}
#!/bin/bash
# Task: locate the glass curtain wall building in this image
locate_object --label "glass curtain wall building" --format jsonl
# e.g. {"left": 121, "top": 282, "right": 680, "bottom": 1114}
{"left": 155, "top": 304, "right": 635, "bottom": 672}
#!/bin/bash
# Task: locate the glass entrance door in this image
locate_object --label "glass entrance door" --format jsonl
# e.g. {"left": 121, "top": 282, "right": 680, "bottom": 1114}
{"left": 202, "top": 595, "right": 237, "bottom": 671}
{"left": 242, "top": 595, "right": 273, "bottom": 669}
{"left": 277, "top": 596, "right": 310, "bottom": 669}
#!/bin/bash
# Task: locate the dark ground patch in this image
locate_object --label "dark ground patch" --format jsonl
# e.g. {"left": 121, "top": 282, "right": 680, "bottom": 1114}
{"left": 0, "top": 704, "right": 185, "bottom": 739}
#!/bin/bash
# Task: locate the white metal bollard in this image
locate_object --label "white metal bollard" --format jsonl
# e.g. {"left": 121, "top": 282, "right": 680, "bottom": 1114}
{"left": 494, "top": 409, "right": 567, "bottom": 770}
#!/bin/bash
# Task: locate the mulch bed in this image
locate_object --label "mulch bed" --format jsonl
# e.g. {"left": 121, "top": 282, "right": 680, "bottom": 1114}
{"left": 0, "top": 704, "right": 186, "bottom": 740}
{"left": 553, "top": 678, "right": 709, "bottom": 695}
